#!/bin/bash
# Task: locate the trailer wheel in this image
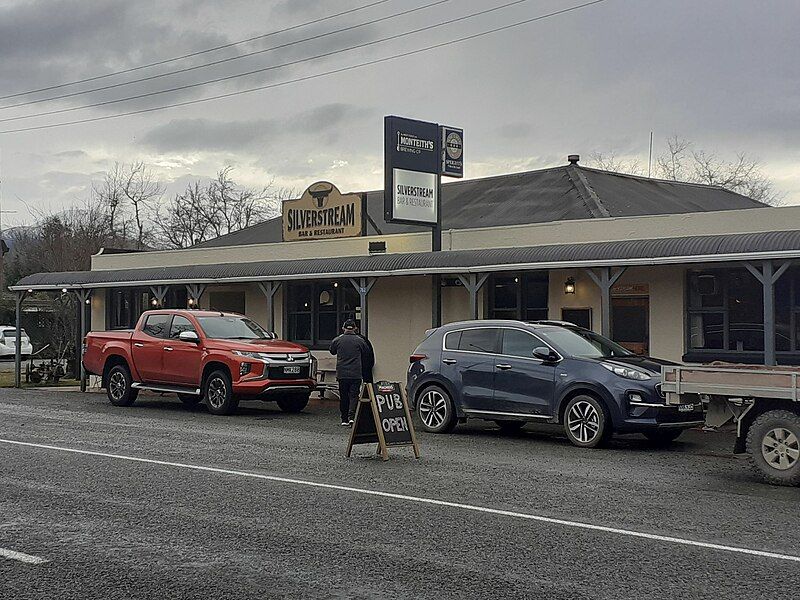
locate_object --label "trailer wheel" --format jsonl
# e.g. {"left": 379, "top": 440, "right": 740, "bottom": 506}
{"left": 746, "top": 410, "right": 800, "bottom": 486}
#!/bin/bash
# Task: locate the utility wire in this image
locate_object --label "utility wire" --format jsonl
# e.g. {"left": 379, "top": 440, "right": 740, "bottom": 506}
{"left": 0, "top": 0, "right": 607, "bottom": 135}
{"left": 0, "top": 0, "right": 393, "bottom": 101}
{"left": 0, "top": 0, "right": 533, "bottom": 124}
{"left": 0, "top": 0, "right": 451, "bottom": 110}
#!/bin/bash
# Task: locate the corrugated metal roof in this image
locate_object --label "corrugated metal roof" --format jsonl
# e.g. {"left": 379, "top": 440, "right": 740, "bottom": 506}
{"left": 192, "top": 164, "right": 765, "bottom": 248}
{"left": 13, "top": 230, "right": 800, "bottom": 290}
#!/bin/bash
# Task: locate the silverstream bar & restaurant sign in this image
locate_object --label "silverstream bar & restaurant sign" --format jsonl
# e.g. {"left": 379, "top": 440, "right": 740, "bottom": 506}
{"left": 282, "top": 181, "right": 364, "bottom": 241}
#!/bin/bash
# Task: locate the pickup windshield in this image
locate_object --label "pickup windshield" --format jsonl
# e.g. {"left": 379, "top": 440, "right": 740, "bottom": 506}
{"left": 196, "top": 316, "right": 274, "bottom": 340}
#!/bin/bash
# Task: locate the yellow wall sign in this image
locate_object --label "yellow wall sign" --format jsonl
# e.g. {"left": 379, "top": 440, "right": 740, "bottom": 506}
{"left": 282, "top": 181, "right": 363, "bottom": 241}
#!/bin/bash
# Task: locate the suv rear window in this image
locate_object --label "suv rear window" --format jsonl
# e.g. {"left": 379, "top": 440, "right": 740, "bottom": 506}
{"left": 457, "top": 328, "right": 500, "bottom": 354}
{"left": 444, "top": 331, "right": 461, "bottom": 350}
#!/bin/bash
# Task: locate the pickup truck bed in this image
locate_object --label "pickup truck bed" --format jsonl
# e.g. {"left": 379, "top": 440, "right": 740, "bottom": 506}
{"left": 661, "top": 364, "right": 800, "bottom": 486}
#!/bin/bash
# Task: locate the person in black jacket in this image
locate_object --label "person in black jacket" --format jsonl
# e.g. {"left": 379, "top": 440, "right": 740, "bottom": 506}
{"left": 356, "top": 325, "right": 375, "bottom": 385}
{"left": 329, "top": 319, "right": 371, "bottom": 426}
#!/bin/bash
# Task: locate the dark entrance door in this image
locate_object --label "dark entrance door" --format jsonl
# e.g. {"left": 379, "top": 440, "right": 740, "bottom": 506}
{"left": 611, "top": 296, "right": 649, "bottom": 355}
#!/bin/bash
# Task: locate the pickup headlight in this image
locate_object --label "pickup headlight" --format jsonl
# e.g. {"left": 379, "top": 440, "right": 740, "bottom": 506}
{"left": 232, "top": 350, "right": 268, "bottom": 360}
{"left": 601, "top": 362, "right": 651, "bottom": 381}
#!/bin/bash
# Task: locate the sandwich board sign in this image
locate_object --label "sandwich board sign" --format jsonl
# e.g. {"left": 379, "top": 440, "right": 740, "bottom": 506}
{"left": 346, "top": 381, "right": 420, "bottom": 461}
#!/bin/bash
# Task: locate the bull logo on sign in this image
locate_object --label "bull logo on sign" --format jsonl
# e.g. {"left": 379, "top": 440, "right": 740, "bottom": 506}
{"left": 308, "top": 182, "right": 333, "bottom": 209}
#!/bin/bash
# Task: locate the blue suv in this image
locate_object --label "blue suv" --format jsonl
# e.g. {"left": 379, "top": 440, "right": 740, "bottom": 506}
{"left": 407, "top": 320, "right": 704, "bottom": 448}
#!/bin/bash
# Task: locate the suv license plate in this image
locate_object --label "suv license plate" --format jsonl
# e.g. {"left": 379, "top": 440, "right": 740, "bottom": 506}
{"left": 678, "top": 403, "right": 695, "bottom": 413}
{"left": 283, "top": 366, "right": 301, "bottom": 375}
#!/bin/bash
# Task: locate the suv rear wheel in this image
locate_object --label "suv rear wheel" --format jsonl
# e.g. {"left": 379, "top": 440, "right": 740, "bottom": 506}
{"left": 563, "top": 394, "right": 610, "bottom": 448}
{"left": 416, "top": 385, "right": 457, "bottom": 433}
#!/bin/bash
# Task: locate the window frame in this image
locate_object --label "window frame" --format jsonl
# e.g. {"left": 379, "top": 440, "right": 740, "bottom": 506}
{"left": 141, "top": 313, "right": 173, "bottom": 339}
{"left": 441, "top": 327, "right": 501, "bottom": 356}
{"left": 284, "top": 281, "right": 361, "bottom": 350}
{"left": 684, "top": 267, "right": 800, "bottom": 364}
{"left": 487, "top": 272, "right": 549, "bottom": 321}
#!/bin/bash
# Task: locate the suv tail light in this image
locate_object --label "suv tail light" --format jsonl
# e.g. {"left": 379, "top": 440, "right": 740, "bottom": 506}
{"left": 409, "top": 353, "right": 427, "bottom": 364}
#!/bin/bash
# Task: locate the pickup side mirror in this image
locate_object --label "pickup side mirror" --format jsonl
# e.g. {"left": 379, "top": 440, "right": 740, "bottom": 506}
{"left": 178, "top": 330, "right": 200, "bottom": 343}
{"left": 533, "top": 346, "right": 557, "bottom": 362}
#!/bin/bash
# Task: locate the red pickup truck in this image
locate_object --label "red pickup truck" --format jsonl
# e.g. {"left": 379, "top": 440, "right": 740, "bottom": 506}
{"left": 83, "top": 309, "right": 316, "bottom": 415}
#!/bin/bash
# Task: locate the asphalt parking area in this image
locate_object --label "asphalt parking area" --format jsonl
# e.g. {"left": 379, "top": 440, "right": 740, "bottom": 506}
{"left": 1, "top": 389, "right": 798, "bottom": 599}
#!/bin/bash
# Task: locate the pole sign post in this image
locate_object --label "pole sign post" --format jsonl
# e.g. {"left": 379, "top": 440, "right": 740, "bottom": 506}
{"left": 384, "top": 115, "right": 463, "bottom": 328}
{"left": 346, "top": 381, "right": 420, "bottom": 461}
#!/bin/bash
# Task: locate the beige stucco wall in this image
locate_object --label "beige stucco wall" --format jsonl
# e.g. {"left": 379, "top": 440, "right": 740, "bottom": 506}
{"left": 91, "top": 204, "right": 800, "bottom": 273}
{"left": 547, "top": 266, "right": 686, "bottom": 362}
{"left": 91, "top": 230, "right": 432, "bottom": 271}
{"left": 89, "top": 289, "right": 106, "bottom": 331}
{"left": 367, "top": 275, "right": 432, "bottom": 382}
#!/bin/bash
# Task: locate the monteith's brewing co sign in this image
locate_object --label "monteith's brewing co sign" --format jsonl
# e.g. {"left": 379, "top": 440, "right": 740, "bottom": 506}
{"left": 384, "top": 116, "right": 463, "bottom": 225}
{"left": 282, "top": 181, "right": 363, "bottom": 241}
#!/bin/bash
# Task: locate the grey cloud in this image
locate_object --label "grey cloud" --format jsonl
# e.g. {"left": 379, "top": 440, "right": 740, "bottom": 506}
{"left": 138, "top": 103, "right": 371, "bottom": 152}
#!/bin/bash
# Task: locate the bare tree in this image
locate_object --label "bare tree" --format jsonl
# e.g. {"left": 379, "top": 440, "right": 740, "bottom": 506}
{"left": 592, "top": 136, "right": 784, "bottom": 206}
{"left": 120, "top": 161, "right": 163, "bottom": 249}
{"left": 153, "top": 167, "right": 291, "bottom": 249}
{"left": 588, "top": 150, "right": 644, "bottom": 176}
{"left": 153, "top": 181, "right": 212, "bottom": 249}
{"left": 655, "top": 135, "right": 691, "bottom": 182}
{"left": 92, "top": 163, "right": 125, "bottom": 235}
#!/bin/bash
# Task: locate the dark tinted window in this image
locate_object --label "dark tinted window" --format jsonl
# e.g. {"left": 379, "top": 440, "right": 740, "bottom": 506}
{"left": 143, "top": 314, "right": 170, "bottom": 338}
{"left": 444, "top": 331, "right": 462, "bottom": 350}
{"left": 501, "top": 329, "right": 539, "bottom": 358}
{"left": 457, "top": 328, "right": 499, "bottom": 354}
{"left": 169, "top": 315, "right": 196, "bottom": 338}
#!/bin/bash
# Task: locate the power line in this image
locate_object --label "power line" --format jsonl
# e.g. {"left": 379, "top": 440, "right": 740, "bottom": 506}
{"left": 0, "top": 0, "right": 534, "bottom": 124}
{"left": 0, "top": 0, "right": 393, "bottom": 102}
{"left": 0, "top": 0, "right": 451, "bottom": 111}
{"left": 0, "top": 0, "right": 608, "bottom": 135}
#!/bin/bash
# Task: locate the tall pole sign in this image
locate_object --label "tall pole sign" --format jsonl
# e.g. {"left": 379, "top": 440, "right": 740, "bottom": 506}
{"left": 384, "top": 116, "right": 463, "bottom": 327}
{"left": 384, "top": 116, "right": 440, "bottom": 225}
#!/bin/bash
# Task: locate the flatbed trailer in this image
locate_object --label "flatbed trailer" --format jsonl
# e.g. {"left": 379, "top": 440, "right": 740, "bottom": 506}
{"left": 661, "top": 364, "right": 800, "bottom": 486}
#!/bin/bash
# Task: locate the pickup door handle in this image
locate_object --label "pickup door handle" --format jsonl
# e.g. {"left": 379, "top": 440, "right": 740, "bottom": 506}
{"left": 163, "top": 346, "right": 174, "bottom": 352}
{"left": 133, "top": 343, "right": 144, "bottom": 348}
{"left": 496, "top": 364, "right": 513, "bottom": 370}
{"left": 442, "top": 358, "right": 457, "bottom": 365}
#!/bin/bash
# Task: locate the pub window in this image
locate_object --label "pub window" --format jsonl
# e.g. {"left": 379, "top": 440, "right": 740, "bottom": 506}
{"left": 488, "top": 273, "right": 548, "bottom": 321}
{"left": 285, "top": 281, "right": 360, "bottom": 349}
{"left": 686, "top": 267, "right": 800, "bottom": 363}
{"left": 108, "top": 288, "right": 148, "bottom": 329}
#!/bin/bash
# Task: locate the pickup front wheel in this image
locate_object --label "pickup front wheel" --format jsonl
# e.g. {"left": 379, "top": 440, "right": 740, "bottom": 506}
{"left": 107, "top": 364, "right": 138, "bottom": 407}
{"left": 204, "top": 370, "right": 238, "bottom": 416}
{"left": 746, "top": 410, "right": 800, "bottom": 486}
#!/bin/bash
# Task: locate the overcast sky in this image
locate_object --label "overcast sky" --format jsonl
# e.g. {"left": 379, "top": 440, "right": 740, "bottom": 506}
{"left": 0, "top": 0, "right": 798, "bottom": 225}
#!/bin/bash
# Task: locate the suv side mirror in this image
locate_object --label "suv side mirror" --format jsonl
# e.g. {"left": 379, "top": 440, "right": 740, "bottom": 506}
{"left": 178, "top": 330, "right": 200, "bottom": 343}
{"left": 533, "top": 346, "right": 557, "bottom": 361}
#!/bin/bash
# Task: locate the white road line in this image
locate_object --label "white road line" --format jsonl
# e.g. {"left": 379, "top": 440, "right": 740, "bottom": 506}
{"left": 2, "top": 438, "right": 799, "bottom": 564}
{"left": 0, "top": 547, "right": 48, "bottom": 565}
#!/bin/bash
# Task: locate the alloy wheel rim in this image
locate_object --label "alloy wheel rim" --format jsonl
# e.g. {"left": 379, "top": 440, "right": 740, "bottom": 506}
{"left": 567, "top": 400, "right": 600, "bottom": 444}
{"left": 207, "top": 378, "right": 227, "bottom": 409}
{"left": 418, "top": 390, "right": 447, "bottom": 429}
{"left": 761, "top": 427, "right": 800, "bottom": 471}
{"left": 109, "top": 371, "right": 125, "bottom": 401}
